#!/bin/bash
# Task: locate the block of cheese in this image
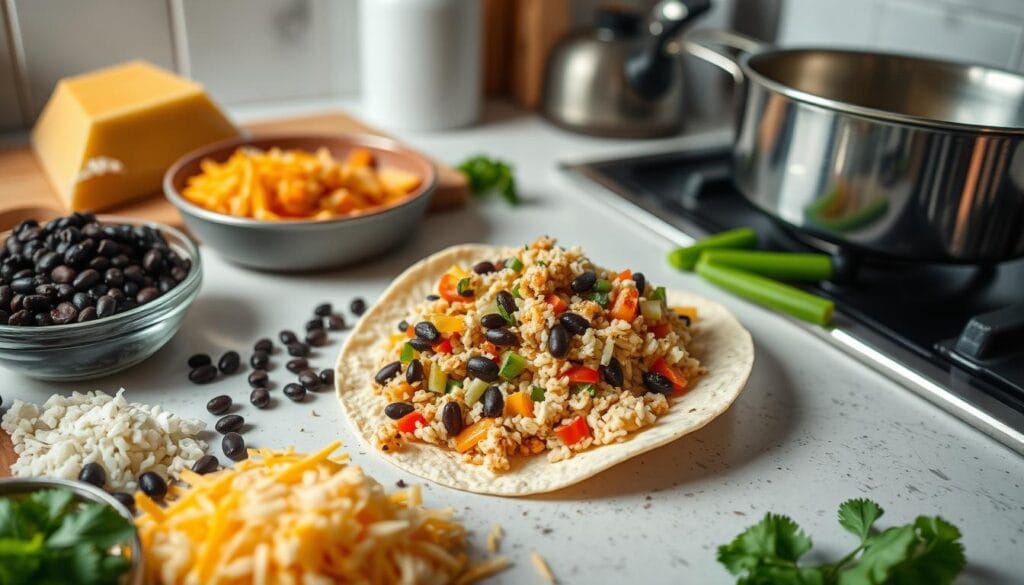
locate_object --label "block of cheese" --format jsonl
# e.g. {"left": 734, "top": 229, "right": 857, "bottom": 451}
{"left": 31, "top": 61, "right": 239, "bottom": 212}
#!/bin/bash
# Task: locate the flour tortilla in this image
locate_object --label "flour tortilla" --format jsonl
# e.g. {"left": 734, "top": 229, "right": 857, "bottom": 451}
{"left": 335, "top": 244, "right": 754, "bottom": 496}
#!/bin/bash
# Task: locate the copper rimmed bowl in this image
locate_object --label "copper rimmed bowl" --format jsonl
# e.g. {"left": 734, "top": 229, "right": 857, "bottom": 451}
{"left": 163, "top": 134, "right": 437, "bottom": 272}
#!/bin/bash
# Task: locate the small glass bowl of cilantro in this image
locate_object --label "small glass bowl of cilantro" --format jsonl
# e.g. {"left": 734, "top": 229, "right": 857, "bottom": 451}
{"left": 0, "top": 478, "right": 141, "bottom": 585}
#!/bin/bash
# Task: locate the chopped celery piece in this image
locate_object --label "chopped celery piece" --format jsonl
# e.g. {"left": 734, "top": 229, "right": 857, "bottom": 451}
{"left": 464, "top": 378, "right": 489, "bottom": 405}
{"left": 445, "top": 378, "right": 463, "bottom": 393}
{"left": 667, "top": 227, "right": 759, "bottom": 271}
{"left": 650, "top": 286, "right": 667, "bottom": 302}
{"left": 600, "top": 338, "right": 615, "bottom": 366}
{"left": 428, "top": 365, "right": 448, "bottom": 394}
{"left": 639, "top": 299, "right": 663, "bottom": 322}
{"left": 499, "top": 351, "right": 527, "bottom": 379}
{"left": 530, "top": 385, "right": 546, "bottom": 402}
{"left": 457, "top": 277, "right": 474, "bottom": 297}
{"left": 507, "top": 257, "right": 524, "bottom": 272}
{"left": 399, "top": 342, "right": 417, "bottom": 365}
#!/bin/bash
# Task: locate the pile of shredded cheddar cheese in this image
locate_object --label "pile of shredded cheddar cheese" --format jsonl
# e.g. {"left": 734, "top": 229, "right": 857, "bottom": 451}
{"left": 134, "top": 441, "right": 507, "bottom": 585}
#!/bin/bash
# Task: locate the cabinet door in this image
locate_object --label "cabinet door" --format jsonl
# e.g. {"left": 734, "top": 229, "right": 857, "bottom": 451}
{"left": 0, "top": 6, "right": 25, "bottom": 132}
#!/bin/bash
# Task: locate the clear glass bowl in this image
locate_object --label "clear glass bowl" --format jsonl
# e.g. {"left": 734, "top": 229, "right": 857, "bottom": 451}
{"left": 0, "top": 217, "right": 202, "bottom": 380}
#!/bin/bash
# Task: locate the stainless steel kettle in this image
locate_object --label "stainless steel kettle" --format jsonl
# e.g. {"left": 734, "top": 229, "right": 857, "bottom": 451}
{"left": 541, "top": 0, "right": 711, "bottom": 138}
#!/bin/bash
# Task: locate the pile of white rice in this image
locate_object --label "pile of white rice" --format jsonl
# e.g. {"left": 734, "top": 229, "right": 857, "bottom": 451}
{"left": 1, "top": 389, "right": 207, "bottom": 490}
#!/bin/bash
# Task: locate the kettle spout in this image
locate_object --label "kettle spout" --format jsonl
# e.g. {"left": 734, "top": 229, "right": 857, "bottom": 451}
{"left": 626, "top": 0, "right": 711, "bottom": 100}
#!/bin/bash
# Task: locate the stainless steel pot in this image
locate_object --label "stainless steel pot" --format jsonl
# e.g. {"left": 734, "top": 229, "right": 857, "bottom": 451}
{"left": 684, "top": 30, "right": 1024, "bottom": 264}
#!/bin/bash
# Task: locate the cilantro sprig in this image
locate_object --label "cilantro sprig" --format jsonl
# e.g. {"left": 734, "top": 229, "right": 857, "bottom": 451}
{"left": 457, "top": 155, "right": 519, "bottom": 205}
{"left": 718, "top": 499, "right": 965, "bottom": 585}
{"left": 0, "top": 489, "right": 135, "bottom": 585}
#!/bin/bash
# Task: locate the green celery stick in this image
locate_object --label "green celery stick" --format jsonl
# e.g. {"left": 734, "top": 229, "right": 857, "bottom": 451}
{"left": 668, "top": 228, "right": 759, "bottom": 271}
{"left": 695, "top": 258, "right": 834, "bottom": 326}
{"left": 698, "top": 250, "right": 833, "bottom": 281}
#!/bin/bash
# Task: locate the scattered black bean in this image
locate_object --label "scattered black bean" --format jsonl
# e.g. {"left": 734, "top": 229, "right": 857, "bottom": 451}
{"left": 298, "top": 369, "right": 321, "bottom": 391}
{"left": 287, "top": 342, "right": 310, "bottom": 357}
{"left": 215, "top": 414, "right": 245, "bottom": 434}
{"left": 633, "top": 272, "right": 646, "bottom": 297}
{"left": 283, "top": 383, "right": 306, "bottom": 402}
{"left": 319, "top": 368, "right": 334, "bottom": 386}
{"left": 95, "top": 295, "right": 116, "bottom": 318}
{"left": 472, "top": 260, "right": 496, "bottom": 274}
{"left": 250, "top": 387, "right": 270, "bottom": 409}
{"left": 77, "top": 307, "right": 96, "bottom": 322}
{"left": 218, "top": 351, "right": 241, "bottom": 374}
{"left": 414, "top": 321, "right": 440, "bottom": 342}
{"left": 305, "top": 317, "right": 323, "bottom": 331}
{"left": 314, "top": 302, "right": 332, "bottom": 317}
{"left": 254, "top": 338, "right": 273, "bottom": 353}
{"left": 279, "top": 330, "right": 297, "bottom": 344}
{"left": 482, "top": 386, "right": 504, "bottom": 418}
{"left": 286, "top": 358, "right": 308, "bottom": 374}
{"left": 559, "top": 312, "right": 591, "bottom": 335}
{"left": 384, "top": 402, "right": 415, "bottom": 420}
{"left": 571, "top": 270, "right": 597, "bottom": 293}
{"left": 73, "top": 269, "right": 100, "bottom": 291}
{"left": 496, "top": 291, "right": 517, "bottom": 316}
{"left": 408, "top": 338, "right": 433, "bottom": 352}
{"left": 305, "top": 328, "right": 327, "bottom": 346}
{"left": 425, "top": 294, "right": 440, "bottom": 301}
{"left": 601, "top": 357, "right": 624, "bottom": 387}
{"left": 480, "top": 313, "right": 507, "bottom": 329}
{"left": 137, "top": 287, "right": 159, "bottom": 304}
{"left": 350, "top": 297, "right": 367, "bottom": 316}
{"left": 375, "top": 361, "right": 402, "bottom": 385}
{"left": 250, "top": 351, "right": 270, "bottom": 369}
{"left": 327, "top": 314, "right": 346, "bottom": 330}
{"left": 397, "top": 319, "right": 409, "bottom": 332}
{"left": 441, "top": 402, "right": 464, "bottom": 436}
{"left": 78, "top": 462, "right": 106, "bottom": 488}
{"left": 485, "top": 328, "right": 518, "bottom": 346}
{"left": 111, "top": 492, "right": 135, "bottom": 514}
{"left": 547, "top": 324, "right": 570, "bottom": 358}
{"left": 642, "top": 371, "right": 674, "bottom": 394}
{"left": 248, "top": 369, "right": 269, "bottom": 388}
{"left": 405, "top": 359, "right": 424, "bottom": 383}
{"left": 192, "top": 454, "right": 220, "bottom": 475}
{"left": 467, "top": 356, "right": 499, "bottom": 382}
{"left": 138, "top": 472, "right": 168, "bottom": 500}
{"left": 222, "top": 433, "right": 247, "bottom": 461}
{"left": 206, "top": 394, "right": 232, "bottom": 415}
{"left": 189, "top": 364, "right": 218, "bottom": 384}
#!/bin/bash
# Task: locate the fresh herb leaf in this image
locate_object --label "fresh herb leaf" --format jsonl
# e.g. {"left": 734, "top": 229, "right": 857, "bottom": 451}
{"left": 590, "top": 291, "right": 610, "bottom": 308}
{"left": 48, "top": 501, "right": 134, "bottom": 549}
{"left": 496, "top": 303, "right": 515, "bottom": 326}
{"left": 838, "top": 499, "right": 884, "bottom": 543}
{"left": 573, "top": 383, "right": 597, "bottom": 397}
{"left": 511, "top": 283, "right": 522, "bottom": 299}
{"left": 457, "top": 155, "right": 519, "bottom": 206}
{"left": 456, "top": 277, "right": 474, "bottom": 297}
{"left": 718, "top": 513, "right": 812, "bottom": 575}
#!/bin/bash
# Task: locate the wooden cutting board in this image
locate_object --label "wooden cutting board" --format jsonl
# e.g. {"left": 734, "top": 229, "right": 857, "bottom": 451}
{"left": 0, "top": 112, "right": 469, "bottom": 232}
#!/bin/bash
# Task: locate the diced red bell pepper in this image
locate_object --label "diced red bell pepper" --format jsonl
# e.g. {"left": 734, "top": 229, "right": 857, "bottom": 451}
{"left": 433, "top": 338, "right": 453, "bottom": 354}
{"left": 609, "top": 287, "right": 639, "bottom": 322}
{"left": 545, "top": 293, "right": 568, "bottom": 316}
{"left": 482, "top": 341, "right": 500, "bottom": 363}
{"left": 650, "top": 322, "right": 671, "bottom": 339}
{"left": 438, "top": 273, "right": 472, "bottom": 303}
{"left": 651, "top": 357, "right": 687, "bottom": 395}
{"left": 555, "top": 416, "right": 590, "bottom": 446}
{"left": 564, "top": 365, "right": 599, "bottom": 384}
{"left": 396, "top": 411, "right": 427, "bottom": 433}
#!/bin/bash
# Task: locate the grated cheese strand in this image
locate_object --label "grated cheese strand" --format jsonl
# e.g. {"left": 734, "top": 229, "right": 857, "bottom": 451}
{"left": 531, "top": 550, "right": 557, "bottom": 584}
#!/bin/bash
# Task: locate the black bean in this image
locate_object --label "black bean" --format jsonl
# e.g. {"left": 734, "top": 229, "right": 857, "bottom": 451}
{"left": 95, "top": 295, "right": 116, "bottom": 318}
{"left": 218, "top": 351, "right": 241, "bottom": 374}
{"left": 138, "top": 472, "right": 168, "bottom": 500}
{"left": 441, "top": 402, "right": 464, "bottom": 436}
{"left": 414, "top": 321, "right": 440, "bottom": 342}
{"left": 298, "top": 369, "right": 321, "bottom": 391}
{"left": 9, "top": 294, "right": 23, "bottom": 312}
{"left": 467, "top": 356, "right": 499, "bottom": 382}
{"left": 222, "top": 433, "right": 247, "bottom": 461}
{"left": 571, "top": 270, "right": 597, "bottom": 293}
{"left": 55, "top": 284, "right": 74, "bottom": 301}
{"left": 482, "top": 386, "right": 504, "bottom": 418}
{"left": 111, "top": 492, "right": 135, "bottom": 514}
{"left": 286, "top": 358, "right": 308, "bottom": 374}
{"left": 206, "top": 394, "right": 232, "bottom": 415}
{"left": 104, "top": 267, "right": 124, "bottom": 287}
{"left": 287, "top": 342, "right": 309, "bottom": 357}
{"left": 34, "top": 312, "right": 53, "bottom": 326}
{"left": 485, "top": 328, "right": 518, "bottom": 346}
{"left": 11, "top": 277, "right": 36, "bottom": 294}
{"left": 192, "top": 454, "right": 219, "bottom": 475}
{"left": 405, "top": 359, "right": 424, "bottom": 383}
{"left": 72, "top": 268, "right": 100, "bottom": 291}
{"left": 50, "top": 265, "right": 75, "bottom": 284}
{"left": 375, "top": 361, "right": 402, "bottom": 385}
{"left": 107, "top": 288, "right": 125, "bottom": 303}
{"left": 350, "top": 297, "right": 367, "bottom": 316}
{"left": 0, "top": 286, "right": 11, "bottom": 307}
{"left": 254, "top": 338, "right": 273, "bottom": 353}
{"left": 96, "top": 238, "right": 119, "bottom": 257}
{"left": 35, "top": 283, "right": 57, "bottom": 298}
{"left": 472, "top": 260, "right": 496, "bottom": 274}
{"left": 496, "top": 291, "right": 517, "bottom": 317}
{"left": 314, "top": 302, "right": 332, "bottom": 316}
{"left": 601, "top": 357, "right": 624, "bottom": 387}
{"left": 248, "top": 369, "right": 269, "bottom": 388}
{"left": 408, "top": 338, "right": 433, "bottom": 351}
{"left": 425, "top": 294, "right": 440, "bottom": 301}
{"left": 397, "top": 319, "right": 409, "bottom": 332}
{"left": 35, "top": 252, "right": 59, "bottom": 273}
{"left": 250, "top": 351, "right": 269, "bottom": 369}
{"left": 384, "top": 402, "right": 414, "bottom": 420}
{"left": 123, "top": 265, "right": 144, "bottom": 283}
{"left": 305, "top": 328, "right": 327, "bottom": 346}
{"left": 559, "top": 312, "right": 591, "bottom": 336}
{"left": 137, "top": 287, "right": 159, "bottom": 304}
{"left": 215, "top": 414, "right": 244, "bottom": 434}
{"left": 480, "top": 313, "right": 507, "bottom": 329}
{"left": 189, "top": 364, "right": 218, "bottom": 384}
{"left": 250, "top": 387, "right": 270, "bottom": 409}
{"left": 78, "top": 462, "right": 106, "bottom": 488}
{"left": 89, "top": 256, "right": 110, "bottom": 271}
{"left": 49, "top": 302, "right": 77, "bottom": 324}
{"left": 142, "top": 248, "right": 163, "bottom": 273}
{"left": 7, "top": 309, "right": 29, "bottom": 325}
{"left": 64, "top": 240, "right": 95, "bottom": 266}
{"left": 548, "top": 324, "right": 570, "bottom": 358}
{"left": 642, "top": 371, "right": 674, "bottom": 394}
{"left": 283, "top": 383, "right": 306, "bottom": 402}
{"left": 71, "top": 292, "right": 91, "bottom": 310}
{"left": 633, "top": 272, "right": 646, "bottom": 297}
{"left": 76, "top": 307, "right": 96, "bottom": 322}
{"left": 327, "top": 314, "right": 346, "bottom": 330}
{"left": 23, "top": 294, "right": 51, "bottom": 312}
{"left": 279, "top": 330, "right": 297, "bottom": 344}
{"left": 319, "top": 368, "right": 334, "bottom": 386}
{"left": 305, "top": 317, "right": 323, "bottom": 331}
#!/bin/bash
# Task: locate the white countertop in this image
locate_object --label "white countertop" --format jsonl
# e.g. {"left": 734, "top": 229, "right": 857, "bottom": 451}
{"left": 3, "top": 101, "right": 1023, "bottom": 584}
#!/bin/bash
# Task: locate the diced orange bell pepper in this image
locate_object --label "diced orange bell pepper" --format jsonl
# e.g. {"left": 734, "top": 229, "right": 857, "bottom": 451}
{"left": 619, "top": 269, "right": 632, "bottom": 281}
{"left": 455, "top": 419, "right": 495, "bottom": 453}
{"left": 429, "top": 314, "right": 465, "bottom": 335}
{"left": 672, "top": 306, "right": 698, "bottom": 322}
{"left": 504, "top": 391, "right": 534, "bottom": 417}
{"left": 405, "top": 324, "right": 415, "bottom": 338}
{"left": 649, "top": 322, "right": 671, "bottom": 339}
{"left": 396, "top": 411, "right": 427, "bottom": 433}
{"left": 610, "top": 287, "right": 639, "bottom": 322}
{"left": 650, "top": 357, "right": 687, "bottom": 394}
{"left": 438, "top": 273, "right": 468, "bottom": 303}
{"left": 564, "top": 365, "right": 599, "bottom": 384}
{"left": 555, "top": 416, "right": 590, "bottom": 446}
{"left": 545, "top": 293, "right": 568, "bottom": 316}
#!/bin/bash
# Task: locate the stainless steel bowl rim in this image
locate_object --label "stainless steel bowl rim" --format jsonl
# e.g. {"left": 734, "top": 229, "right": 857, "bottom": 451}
{"left": 0, "top": 216, "right": 203, "bottom": 335}
{"left": 739, "top": 47, "right": 1024, "bottom": 136}
{"left": 163, "top": 132, "right": 439, "bottom": 230}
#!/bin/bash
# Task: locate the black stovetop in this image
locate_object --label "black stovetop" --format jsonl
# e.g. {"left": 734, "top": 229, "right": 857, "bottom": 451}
{"left": 571, "top": 147, "right": 1024, "bottom": 416}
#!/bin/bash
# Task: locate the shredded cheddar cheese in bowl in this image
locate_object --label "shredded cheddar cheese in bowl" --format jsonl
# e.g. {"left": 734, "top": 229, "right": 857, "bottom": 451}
{"left": 135, "top": 441, "right": 504, "bottom": 585}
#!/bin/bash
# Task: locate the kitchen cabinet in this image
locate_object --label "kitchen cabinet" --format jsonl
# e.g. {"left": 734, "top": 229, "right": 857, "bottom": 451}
{"left": 0, "top": 5, "right": 24, "bottom": 132}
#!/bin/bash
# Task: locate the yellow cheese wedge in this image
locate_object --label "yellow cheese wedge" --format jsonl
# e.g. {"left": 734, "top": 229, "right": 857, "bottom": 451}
{"left": 31, "top": 60, "right": 238, "bottom": 211}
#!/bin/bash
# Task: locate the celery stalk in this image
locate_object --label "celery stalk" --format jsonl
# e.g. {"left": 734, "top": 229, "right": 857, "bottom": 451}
{"left": 668, "top": 228, "right": 758, "bottom": 271}
{"left": 695, "top": 258, "right": 834, "bottom": 326}
{"left": 698, "top": 250, "right": 832, "bottom": 282}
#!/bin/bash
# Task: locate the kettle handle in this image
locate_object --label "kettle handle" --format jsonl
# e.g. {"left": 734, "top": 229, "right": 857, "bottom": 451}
{"left": 626, "top": 0, "right": 712, "bottom": 99}
{"left": 681, "top": 29, "right": 768, "bottom": 85}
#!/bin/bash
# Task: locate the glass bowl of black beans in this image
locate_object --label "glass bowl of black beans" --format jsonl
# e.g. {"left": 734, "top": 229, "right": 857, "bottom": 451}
{"left": 0, "top": 212, "right": 202, "bottom": 380}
